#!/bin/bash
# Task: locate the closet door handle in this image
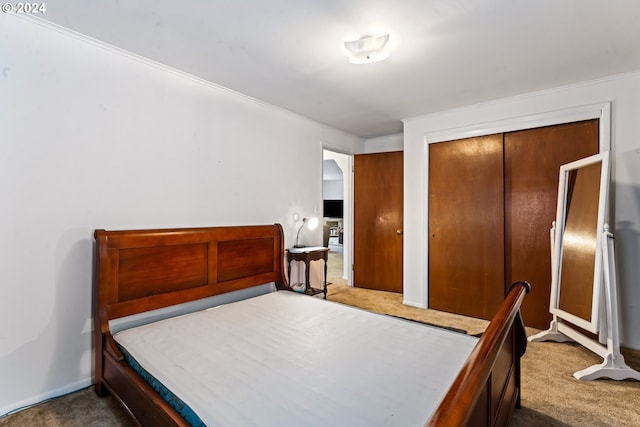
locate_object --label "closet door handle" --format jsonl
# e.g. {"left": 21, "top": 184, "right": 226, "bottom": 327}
{"left": 396, "top": 229, "right": 403, "bottom": 236}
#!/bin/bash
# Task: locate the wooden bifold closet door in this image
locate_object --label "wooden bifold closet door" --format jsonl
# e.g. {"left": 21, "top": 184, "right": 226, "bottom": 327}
{"left": 428, "top": 134, "right": 505, "bottom": 320}
{"left": 428, "top": 120, "right": 598, "bottom": 328}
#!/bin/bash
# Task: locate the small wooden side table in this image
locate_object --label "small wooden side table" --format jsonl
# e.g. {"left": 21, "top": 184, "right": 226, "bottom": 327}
{"left": 286, "top": 246, "right": 329, "bottom": 299}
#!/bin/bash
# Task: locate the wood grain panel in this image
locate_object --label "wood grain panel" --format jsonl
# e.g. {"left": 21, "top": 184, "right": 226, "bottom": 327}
{"left": 103, "top": 355, "right": 188, "bottom": 425}
{"left": 494, "top": 366, "right": 517, "bottom": 427}
{"left": 354, "top": 151, "right": 403, "bottom": 293}
{"left": 558, "top": 162, "right": 602, "bottom": 320}
{"left": 95, "top": 225, "right": 288, "bottom": 320}
{"left": 504, "top": 120, "right": 598, "bottom": 328}
{"left": 118, "top": 243, "right": 208, "bottom": 302}
{"left": 491, "top": 335, "right": 514, "bottom": 417}
{"left": 429, "top": 134, "right": 505, "bottom": 320}
{"left": 217, "top": 237, "right": 275, "bottom": 282}
{"left": 469, "top": 391, "right": 488, "bottom": 427}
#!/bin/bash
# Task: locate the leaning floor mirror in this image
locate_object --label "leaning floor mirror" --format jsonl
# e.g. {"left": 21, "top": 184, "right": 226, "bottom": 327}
{"left": 529, "top": 151, "right": 640, "bottom": 381}
{"left": 553, "top": 152, "right": 608, "bottom": 332}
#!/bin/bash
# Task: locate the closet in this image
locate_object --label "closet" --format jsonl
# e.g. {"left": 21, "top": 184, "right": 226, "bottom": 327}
{"left": 428, "top": 120, "right": 599, "bottom": 329}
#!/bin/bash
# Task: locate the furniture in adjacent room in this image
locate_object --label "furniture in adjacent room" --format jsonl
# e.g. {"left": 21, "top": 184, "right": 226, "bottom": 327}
{"left": 322, "top": 220, "right": 341, "bottom": 247}
{"left": 286, "top": 246, "right": 328, "bottom": 299}
{"left": 93, "top": 223, "right": 530, "bottom": 427}
{"left": 328, "top": 221, "right": 342, "bottom": 245}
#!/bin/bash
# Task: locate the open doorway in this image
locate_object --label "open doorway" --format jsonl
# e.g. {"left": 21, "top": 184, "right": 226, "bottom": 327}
{"left": 323, "top": 150, "right": 352, "bottom": 286}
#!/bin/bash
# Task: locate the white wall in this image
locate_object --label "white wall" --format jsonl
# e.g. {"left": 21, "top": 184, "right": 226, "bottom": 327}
{"left": 322, "top": 179, "right": 344, "bottom": 199}
{"left": 0, "top": 15, "right": 363, "bottom": 415}
{"left": 361, "top": 132, "right": 403, "bottom": 153}
{"left": 403, "top": 71, "right": 640, "bottom": 349}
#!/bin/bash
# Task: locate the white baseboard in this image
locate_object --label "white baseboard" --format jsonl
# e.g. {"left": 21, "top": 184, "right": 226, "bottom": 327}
{"left": 402, "top": 299, "right": 427, "bottom": 309}
{"left": 0, "top": 377, "right": 92, "bottom": 418}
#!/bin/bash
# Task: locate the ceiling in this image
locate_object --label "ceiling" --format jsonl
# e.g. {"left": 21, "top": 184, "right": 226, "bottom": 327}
{"left": 40, "top": 0, "right": 640, "bottom": 138}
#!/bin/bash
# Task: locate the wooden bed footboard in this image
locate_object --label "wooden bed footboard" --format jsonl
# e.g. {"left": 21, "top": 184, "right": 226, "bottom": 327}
{"left": 93, "top": 224, "right": 529, "bottom": 427}
{"left": 426, "top": 281, "right": 531, "bottom": 427}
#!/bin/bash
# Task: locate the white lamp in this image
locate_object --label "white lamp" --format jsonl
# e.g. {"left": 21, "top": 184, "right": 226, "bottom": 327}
{"left": 344, "top": 34, "right": 390, "bottom": 64}
{"left": 294, "top": 217, "right": 319, "bottom": 248}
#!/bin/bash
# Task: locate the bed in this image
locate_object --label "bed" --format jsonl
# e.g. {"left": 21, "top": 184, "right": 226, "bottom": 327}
{"left": 93, "top": 224, "right": 530, "bottom": 426}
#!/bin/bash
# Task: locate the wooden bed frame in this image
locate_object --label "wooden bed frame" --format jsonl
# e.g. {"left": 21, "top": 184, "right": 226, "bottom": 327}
{"left": 93, "top": 224, "right": 530, "bottom": 427}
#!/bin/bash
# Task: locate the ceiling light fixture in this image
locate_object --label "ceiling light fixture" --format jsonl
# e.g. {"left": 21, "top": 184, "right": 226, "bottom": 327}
{"left": 344, "top": 34, "right": 390, "bottom": 64}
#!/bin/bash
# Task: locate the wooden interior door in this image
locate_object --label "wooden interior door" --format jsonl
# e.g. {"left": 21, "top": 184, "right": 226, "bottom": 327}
{"left": 428, "top": 134, "right": 505, "bottom": 319}
{"left": 353, "top": 152, "right": 403, "bottom": 293}
{"left": 504, "top": 120, "right": 598, "bottom": 329}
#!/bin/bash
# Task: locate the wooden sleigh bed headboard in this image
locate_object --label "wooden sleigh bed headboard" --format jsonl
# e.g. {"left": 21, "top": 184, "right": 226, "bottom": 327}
{"left": 93, "top": 223, "right": 529, "bottom": 427}
{"left": 94, "top": 224, "right": 288, "bottom": 321}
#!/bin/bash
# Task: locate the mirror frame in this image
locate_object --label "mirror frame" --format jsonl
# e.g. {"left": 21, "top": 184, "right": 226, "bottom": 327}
{"left": 549, "top": 151, "right": 610, "bottom": 333}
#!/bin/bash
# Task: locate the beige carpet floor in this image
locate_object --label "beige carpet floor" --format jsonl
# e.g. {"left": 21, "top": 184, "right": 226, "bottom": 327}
{"left": 2, "top": 283, "right": 639, "bottom": 426}
{"left": 0, "top": 387, "right": 132, "bottom": 427}
{"left": 327, "top": 244, "right": 344, "bottom": 284}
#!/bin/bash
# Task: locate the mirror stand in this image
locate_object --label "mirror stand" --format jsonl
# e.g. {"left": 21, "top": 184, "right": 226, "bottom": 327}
{"left": 530, "top": 224, "right": 640, "bottom": 381}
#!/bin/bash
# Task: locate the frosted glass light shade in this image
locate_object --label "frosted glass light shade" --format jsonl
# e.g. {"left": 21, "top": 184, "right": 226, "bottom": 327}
{"left": 344, "top": 34, "right": 390, "bottom": 64}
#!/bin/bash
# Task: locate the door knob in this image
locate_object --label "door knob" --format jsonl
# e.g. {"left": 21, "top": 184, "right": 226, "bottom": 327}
{"left": 396, "top": 229, "right": 403, "bottom": 236}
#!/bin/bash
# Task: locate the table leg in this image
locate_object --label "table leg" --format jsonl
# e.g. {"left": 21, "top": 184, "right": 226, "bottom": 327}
{"left": 305, "top": 260, "right": 311, "bottom": 294}
{"left": 323, "top": 256, "right": 328, "bottom": 299}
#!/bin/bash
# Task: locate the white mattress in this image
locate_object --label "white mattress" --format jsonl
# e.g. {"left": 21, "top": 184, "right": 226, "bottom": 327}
{"left": 114, "top": 291, "right": 478, "bottom": 427}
